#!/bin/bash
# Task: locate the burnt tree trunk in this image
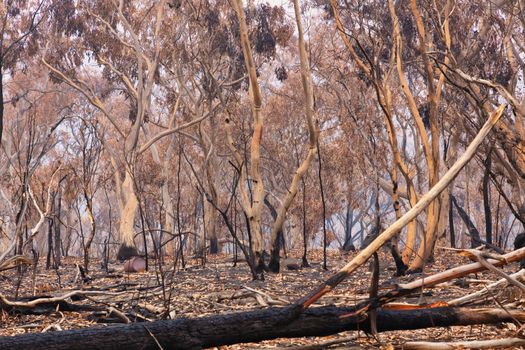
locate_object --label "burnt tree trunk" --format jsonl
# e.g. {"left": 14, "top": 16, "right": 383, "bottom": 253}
{"left": 317, "top": 139, "right": 328, "bottom": 270}
{"left": 54, "top": 186, "right": 62, "bottom": 268}
{"left": 342, "top": 205, "right": 356, "bottom": 252}
{"left": 176, "top": 144, "right": 185, "bottom": 268}
{"left": 46, "top": 192, "right": 55, "bottom": 270}
{"left": 449, "top": 192, "right": 456, "bottom": 248}
{"left": 451, "top": 195, "right": 481, "bottom": 248}
{"left": 265, "top": 195, "right": 283, "bottom": 273}
{"left": 301, "top": 178, "right": 310, "bottom": 267}
{"left": 483, "top": 152, "right": 493, "bottom": 245}
{"left": 0, "top": 306, "right": 522, "bottom": 350}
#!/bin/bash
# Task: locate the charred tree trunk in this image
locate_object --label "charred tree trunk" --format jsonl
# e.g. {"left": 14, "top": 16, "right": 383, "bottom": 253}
{"left": 46, "top": 192, "right": 55, "bottom": 270}
{"left": 176, "top": 145, "right": 185, "bottom": 268}
{"left": 54, "top": 187, "right": 62, "bottom": 268}
{"left": 449, "top": 192, "right": 456, "bottom": 248}
{"left": 0, "top": 306, "right": 522, "bottom": 350}
{"left": 483, "top": 152, "right": 493, "bottom": 245}
{"left": 11, "top": 187, "right": 28, "bottom": 258}
{"left": 200, "top": 193, "right": 206, "bottom": 266}
{"left": 265, "top": 196, "right": 283, "bottom": 273}
{"left": 301, "top": 178, "right": 310, "bottom": 267}
{"left": 137, "top": 196, "right": 149, "bottom": 272}
{"left": 209, "top": 236, "right": 218, "bottom": 255}
{"left": 451, "top": 195, "right": 481, "bottom": 248}
{"left": 317, "top": 139, "right": 328, "bottom": 270}
{"left": 342, "top": 205, "right": 356, "bottom": 252}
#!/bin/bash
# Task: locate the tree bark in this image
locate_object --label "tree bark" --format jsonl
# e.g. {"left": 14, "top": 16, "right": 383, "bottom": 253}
{"left": 264, "top": 196, "right": 283, "bottom": 272}
{"left": 317, "top": 138, "right": 328, "bottom": 271}
{"left": 301, "top": 179, "right": 310, "bottom": 266}
{"left": 451, "top": 195, "right": 482, "bottom": 248}
{"left": 230, "top": 0, "right": 265, "bottom": 276}
{"left": 449, "top": 193, "right": 456, "bottom": 248}
{"left": 46, "top": 192, "right": 55, "bottom": 269}
{"left": 342, "top": 204, "right": 355, "bottom": 251}
{"left": 83, "top": 191, "right": 96, "bottom": 274}
{"left": 0, "top": 306, "right": 522, "bottom": 350}
{"left": 267, "top": 0, "right": 318, "bottom": 273}
{"left": 117, "top": 172, "right": 139, "bottom": 261}
{"left": 54, "top": 186, "right": 62, "bottom": 267}
{"left": 483, "top": 152, "right": 493, "bottom": 244}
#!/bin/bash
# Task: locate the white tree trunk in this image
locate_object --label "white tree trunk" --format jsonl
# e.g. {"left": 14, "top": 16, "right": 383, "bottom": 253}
{"left": 117, "top": 171, "right": 139, "bottom": 260}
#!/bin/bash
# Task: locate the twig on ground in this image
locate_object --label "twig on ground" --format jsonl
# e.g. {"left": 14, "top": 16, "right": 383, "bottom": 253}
{"left": 0, "top": 290, "right": 125, "bottom": 309}
{"left": 107, "top": 307, "right": 131, "bottom": 324}
{"left": 398, "top": 337, "right": 525, "bottom": 349}
{"left": 41, "top": 311, "right": 65, "bottom": 332}
{"left": 243, "top": 285, "right": 289, "bottom": 306}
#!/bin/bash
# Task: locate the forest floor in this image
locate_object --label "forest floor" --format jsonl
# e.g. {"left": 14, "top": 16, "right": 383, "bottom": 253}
{"left": 1, "top": 248, "right": 524, "bottom": 349}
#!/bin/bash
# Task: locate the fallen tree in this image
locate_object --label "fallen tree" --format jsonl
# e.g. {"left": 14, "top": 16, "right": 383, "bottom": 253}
{"left": 0, "top": 306, "right": 523, "bottom": 350}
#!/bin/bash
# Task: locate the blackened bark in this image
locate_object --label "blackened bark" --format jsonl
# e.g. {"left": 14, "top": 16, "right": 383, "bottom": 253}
{"left": 268, "top": 242, "right": 281, "bottom": 273}
{"left": 0, "top": 306, "right": 522, "bottom": 350}
{"left": 176, "top": 145, "right": 185, "bottom": 268}
{"left": 265, "top": 195, "right": 282, "bottom": 273}
{"left": 342, "top": 205, "right": 355, "bottom": 251}
{"left": 449, "top": 193, "right": 455, "bottom": 248}
{"left": 54, "top": 187, "right": 62, "bottom": 267}
{"left": 317, "top": 139, "right": 327, "bottom": 270}
{"left": 514, "top": 233, "right": 525, "bottom": 268}
{"left": 451, "top": 195, "right": 481, "bottom": 248}
{"left": 390, "top": 243, "right": 408, "bottom": 276}
{"left": 46, "top": 192, "right": 55, "bottom": 269}
{"left": 209, "top": 237, "right": 218, "bottom": 254}
{"left": 483, "top": 153, "right": 492, "bottom": 245}
{"left": 301, "top": 179, "right": 310, "bottom": 267}
{"left": 117, "top": 245, "right": 139, "bottom": 262}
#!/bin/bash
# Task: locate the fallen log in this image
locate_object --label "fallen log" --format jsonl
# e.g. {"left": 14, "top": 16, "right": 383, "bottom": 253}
{"left": 0, "top": 306, "right": 523, "bottom": 350}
